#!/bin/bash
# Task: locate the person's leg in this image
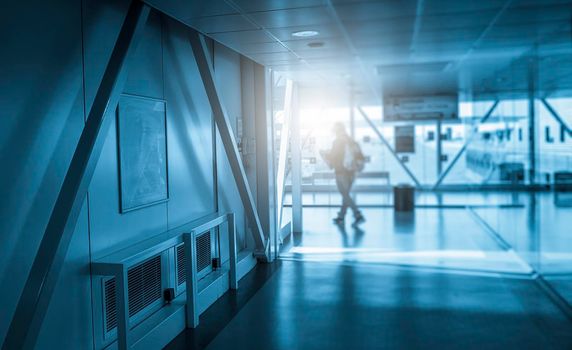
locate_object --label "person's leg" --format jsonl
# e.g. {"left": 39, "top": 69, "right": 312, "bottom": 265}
{"left": 346, "top": 174, "right": 358, "bottom": 215}
{"left": 347, "top": 173, "right": 365, "bottom": 223}
{"left": 335, "top": 173, "right": 350, "bottom": 222}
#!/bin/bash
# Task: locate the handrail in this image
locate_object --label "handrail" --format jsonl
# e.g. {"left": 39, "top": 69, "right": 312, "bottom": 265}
{"left": 92, "top": 212, "right": 237, "bottom": 350}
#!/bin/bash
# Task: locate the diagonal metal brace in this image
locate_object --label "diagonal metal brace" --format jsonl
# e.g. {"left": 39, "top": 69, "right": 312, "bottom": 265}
{"left": 357, "top": 106, "right": 421, "bottom": 187}
{"left": 433, "top": 100, "right": 499, "bottom": 190}
{"left": 540, "top": 98, "right": 572, "bottom": 136}
{"left": 189, "top": 31, "right": 269, "bottom": 261}
{"left": 2, "top": 2, "right": 151, "bottom": 349}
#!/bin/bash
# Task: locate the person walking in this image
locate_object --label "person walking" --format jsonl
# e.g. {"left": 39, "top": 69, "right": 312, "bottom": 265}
{"left": 320, "top": 122, "right": 366, "bottom": 226}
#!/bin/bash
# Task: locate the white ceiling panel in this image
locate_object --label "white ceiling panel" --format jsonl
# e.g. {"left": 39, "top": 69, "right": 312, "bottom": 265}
{"left": 185, "top": 14, "right": 257, "bottom": 33}
{"left": 248, "top": 51, "right": 300, "bottom": 63}
{"left": 421, "top": 12, "right": 498, "bottom": 30}
{"left": 146, "top": 0, "right": 237, "bottom": 19}
{"left": 266, "top": 23, "right": 341, "bottom": 41}
{"left": 343, "top": 19, "right": 415, "bottom": 39}
{"left": 423, "top": 0, "right": 508, "bottom": 15}
{"left": 332, "top": 1, "right": 418, "bottom": 21}
{"left": 209, "top": 30, "right": 275, "bottom": 45}
{"left": 231, "top": 0, "right": 325, "bottom": 12}
{"left": 248, "top": 6, "right": 333, "bottom": 28}
{"left": 234, "top": 41, "right": 290, "bottom": 54}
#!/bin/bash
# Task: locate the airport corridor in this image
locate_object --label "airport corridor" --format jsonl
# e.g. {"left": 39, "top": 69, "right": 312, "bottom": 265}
{"left": 3, "top": 1, "right": 572, "bottom": 349}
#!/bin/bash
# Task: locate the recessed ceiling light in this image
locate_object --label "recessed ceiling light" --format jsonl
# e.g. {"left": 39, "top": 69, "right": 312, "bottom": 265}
{"left": 292, "top": 30, "right": 319, "bottom": 38}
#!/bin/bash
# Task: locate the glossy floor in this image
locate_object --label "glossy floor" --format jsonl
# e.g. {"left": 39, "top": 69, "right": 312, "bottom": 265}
{"left": 169, "top": 260, "right": 572, "bottom": 350}
{"left": 281, "top": 206, "right": 531, "bottom": 274}
{"left": 169, "top": 191, "right": 572, "bottom": 349}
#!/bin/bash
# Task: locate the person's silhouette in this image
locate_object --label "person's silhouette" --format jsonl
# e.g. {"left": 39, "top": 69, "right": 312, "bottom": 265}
{"left": 321, "top": 123, "right": 365, "bottom": 226}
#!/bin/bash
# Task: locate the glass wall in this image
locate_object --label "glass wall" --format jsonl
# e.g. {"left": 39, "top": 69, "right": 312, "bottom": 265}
{"left": 443, "top": 99, "right": 531, "bottom": 186}
{"left": 272, "top": 20, "right": 572, "bottom": 316}
{"left": 534, "top": 34, "right": 572, "bottom": 306}
{"left": 290, "top": 95, "right": 571, "bottom": 190}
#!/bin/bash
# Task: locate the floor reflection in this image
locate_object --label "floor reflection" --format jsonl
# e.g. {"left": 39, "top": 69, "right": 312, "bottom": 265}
{"left": 281, "top": 191, "right": 572, "bottom": 307}
{"left": 203, "top": 260, "right": 572, "bottom": 350}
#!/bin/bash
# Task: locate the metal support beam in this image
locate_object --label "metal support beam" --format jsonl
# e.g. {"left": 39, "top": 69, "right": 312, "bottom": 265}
{"left": 433, "top": 100, "right": 500, "bottom": 190}
{"left": 2, "top": 3, "right": 150, "bottom": 349}
{"left": 253, "top": 64, "right": 277, "bottom": 261}
{"left": 528, "top": 57, "right": 538, "bottom": 185}
{"left": 227, "top": 213, "right": 238, "bottom": 290}
{"left": 284, "top": 128, "right": 314, "bottom": 182}
{"left": 291, "top": 85, "right": 303, "bottom": 233}
{"left": 116, "top": 268, "right": 130, "bottom": 350}
{"left": 357, "top": 107, "right": 421, "bottom": 187}
{"left": 276, "top": 80, "right": 293, "bottom": 233}
{"left": 436, "top": 120, "right": 443, "bottom": 176}
{"left": 540, "top": 98, "right": 572, "bottom": 135}
{"left": 183, "top": 232, "right": 199, "bottom": 328}
{"left": 189, "top": 31, "right": 268, "bottom": 260}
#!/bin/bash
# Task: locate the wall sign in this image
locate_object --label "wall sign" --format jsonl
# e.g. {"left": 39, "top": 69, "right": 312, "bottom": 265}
{"left": 395, "top": 125, "right": 415, "bottom": 153}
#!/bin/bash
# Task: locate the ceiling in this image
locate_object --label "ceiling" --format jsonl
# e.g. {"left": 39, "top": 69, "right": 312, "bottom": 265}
{"left": 147, "top": 0, "right": 572, "bottom": 104}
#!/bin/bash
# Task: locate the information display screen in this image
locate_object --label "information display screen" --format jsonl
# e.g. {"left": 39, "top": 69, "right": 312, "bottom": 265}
{"left": 384, "top": 95, "right": 458, "bottom": 122}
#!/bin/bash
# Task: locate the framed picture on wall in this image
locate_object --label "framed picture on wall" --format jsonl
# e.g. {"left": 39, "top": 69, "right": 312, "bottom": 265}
{"left": 116, "top": 94, "right": 169, "bottom": 213}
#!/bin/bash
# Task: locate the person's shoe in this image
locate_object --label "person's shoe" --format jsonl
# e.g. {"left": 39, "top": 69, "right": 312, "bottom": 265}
{"left": 333, "top": 216, "right": 345, "bottom": 225}
{"left": 352, "top": 214, "right": 365, "bottom": 226}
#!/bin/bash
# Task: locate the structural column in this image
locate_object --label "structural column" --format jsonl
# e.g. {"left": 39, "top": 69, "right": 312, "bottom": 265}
{"left": 528, "top": 54, "right": 538, "bottom": 185}
{"left": 254, "top": 64, "right": 278, "bottom": 260}
{"left": 436, "top": 119, "right": 443, "bottom": 177}
{"left": 291, "top": 85, "right": 303, "bottom": 234}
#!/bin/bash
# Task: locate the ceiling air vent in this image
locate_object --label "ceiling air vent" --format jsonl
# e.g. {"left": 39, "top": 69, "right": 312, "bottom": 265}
{"left": 103, "top": 255, "right": 162, "bottom": 333}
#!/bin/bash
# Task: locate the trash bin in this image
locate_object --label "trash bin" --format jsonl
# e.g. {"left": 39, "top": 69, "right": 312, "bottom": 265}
{"left": 394, "top": 184, "right": 415, "bottom": 212}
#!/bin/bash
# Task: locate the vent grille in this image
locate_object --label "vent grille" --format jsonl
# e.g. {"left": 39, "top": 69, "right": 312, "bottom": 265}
{"left": 104, "top": 278, "right": 117, "bottom": 333}
{"left": 176, "top": 244, "right": 185, "bottom": 286}
{"left": 128, "top": 256, "right": 162, "bottom": 316}
{"left": 176, "top": 232, "right": 213, "bottom": 287}
{"left": 196, "top": 232, "right": 212, "bottom": 272}
{"left": 103, "top": 255, "right": 162, "bottom": 333}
